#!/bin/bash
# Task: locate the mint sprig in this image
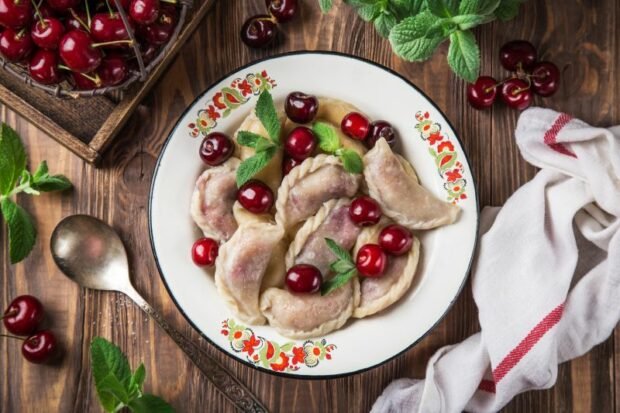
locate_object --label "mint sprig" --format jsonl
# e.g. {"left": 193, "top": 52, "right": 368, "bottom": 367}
{"left": 0, "top": 123, "right": 72, "bottom": 264}
{"left": 321, "top": 238, "right": 358, "bottom": 296}
{"left": 236, "top": 90, "right": 282, "bottom": 187}
{"left": 321, "top": 0, "right": 524, "bottom": 82}
{"left": 90, "top": 337, "right": 174, "bottom": 413}
{"left": 312, "top": 122, "right": 363, "bottom": 174}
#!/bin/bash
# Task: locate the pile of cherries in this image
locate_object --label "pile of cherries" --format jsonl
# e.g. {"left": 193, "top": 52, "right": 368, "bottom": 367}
{"left": 467, "top": 40, "right": 561, "bottom": 111}
{"left": 2, "top": 295, "right": 58, "bottom": 364}
{"left": 240, "top": 0, "right": 296, "bottom": 48}
{"left": 285, "top": 195, "right": 414, "bottom": 294}
{"left": 0, "top": 0, "right": 179, "bottom": 89}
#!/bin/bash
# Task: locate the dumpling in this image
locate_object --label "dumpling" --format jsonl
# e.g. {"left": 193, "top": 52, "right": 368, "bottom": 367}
{"left": 233, "top": 108, "right": 285, "bottom": 193}
{"left": 275, "top": 155, "right": 361, "bottom": 231}
{"left": 286, "top": 198, "right": 361, "bottom": 275}
{"left": 190, "top": 158, "right": 240, "bottom": 242}
{"left": 260, "top": 278, "right": 360, "bottom": 339}
{"left": 364, "top": 138, "right": 459, "bottom": 229}
{"left": 352, "top": 220, "right": 421, "bottom": 318}
{"left": 215, "top": 221, "right": 285, "bottom": 325}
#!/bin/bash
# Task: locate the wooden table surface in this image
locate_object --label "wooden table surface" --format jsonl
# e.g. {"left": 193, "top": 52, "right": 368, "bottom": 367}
{"left": 1, "top": 1, "right": 619, "bottom": 412}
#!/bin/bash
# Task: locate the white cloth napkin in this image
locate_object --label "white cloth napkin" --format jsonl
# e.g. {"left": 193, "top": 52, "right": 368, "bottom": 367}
{"left": 371, "top": 108, "right": 620, "bottom": 413}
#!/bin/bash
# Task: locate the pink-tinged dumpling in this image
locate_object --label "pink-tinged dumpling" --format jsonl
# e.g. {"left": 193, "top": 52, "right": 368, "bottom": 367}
{"left": 364, "top": 138, "right": 459, "bottom": 229}
{"left": 275, "top": 155, "right": 361, "bottom": 231}
{"left": 352, "top": 220, "right": 420, "bottom": 318}
{"left": 215, "top": 221, "right": 284, "bottom": 325}
{"left": 190, "top": 158, "right": 240, "bottom": 242}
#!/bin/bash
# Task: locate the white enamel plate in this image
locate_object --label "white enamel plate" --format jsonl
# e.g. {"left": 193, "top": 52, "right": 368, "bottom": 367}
{"left": 149, "top": 52, "right": 479, "bottom": 378}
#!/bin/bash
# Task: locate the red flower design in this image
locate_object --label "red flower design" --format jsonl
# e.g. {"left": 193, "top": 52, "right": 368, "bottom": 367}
{"left": 270, "top": 352, "right": 290, "bottom": 372}
{"left": 261, "top": 70, "right": 268, "bottom": 77}
{"left": 238, "top": 80, "right": 252, "bottom": 96}
{"left": 207, "top": 105, "right": 220, "bottom": 121}
{"left": 213, "top": 92, "right": 226, "bottom": 109}
{"left": 292, "top": 346, "right": 305, "bottom": 365}
{"left": 220, "top": 329, "right": 228, "bottom": 336}
{"left": 437, "top": 141, "right": 454, "bottom": 153}
{"left": 242, "top": 335, "right": 261, "bottom": 355}
{"left": 445, "top": 169, "right": 462, "bottom": 182}
{"left": 428, "top": 132, "right": 443, "bottom": 145}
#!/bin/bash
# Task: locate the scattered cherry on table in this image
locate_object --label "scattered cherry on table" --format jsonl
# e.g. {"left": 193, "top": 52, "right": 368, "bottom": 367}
{"left": 499, "top": 40, "right": 537, "bottom": 71}
{"left": 237, "top": 180, "right": 274, "bottom": 214}
{"left": 2, "top": 295, "right": 44, "bottom": 336}
{"left": 191, "top": 237, "right": 219, "bottom": 267}
{"left": 21, "top": 330, "right": 58, "bottom": 364}
{"left": 341, "top": 112, "right": 370, "bottom": 141}
{"left": 356, "top": 244, "right": 387, "bottom": 277}
{"left": 467, "top": 76, "right": 498, "bottom": 110}
{"left": 501, "top": 78, "right": 533, "bottom": 110}
{"left": 266, "top": 0, "right": 297, "bottom": 23}
{"left": 349, "top": 196, "right": 382, "bottom": 226}
{"left": 199, "top": 132, "right": 234, "bottom": 166}
{"left": 530, "top": 61, "right": 560, "bottom": 97}
{"left": 379, "top": 224, "right": 413, "bottom": 256}
{"left": 285, "top": 264, "right": 322, "bottom": 293}
{"left": 240, "top": 15, "right": 277, "bottom": 48}
{"left": 284, "top": 126, "right": 317, "bottom": 160}
{"left": 285, "top": 91, "right": 318, "bottom": 124}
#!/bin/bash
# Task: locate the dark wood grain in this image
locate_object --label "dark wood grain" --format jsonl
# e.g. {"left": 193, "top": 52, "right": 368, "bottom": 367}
{"left": 1, "top": 1, "right": 619, "bottom": 412}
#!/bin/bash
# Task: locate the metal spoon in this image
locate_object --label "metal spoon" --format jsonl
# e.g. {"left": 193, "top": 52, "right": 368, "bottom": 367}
{"left": 50, "top": 214, "right": 268, "bottom": 413}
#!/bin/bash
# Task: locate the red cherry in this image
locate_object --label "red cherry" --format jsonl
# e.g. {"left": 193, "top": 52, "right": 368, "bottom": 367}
{"left": 282, "top": 156, "right": 300, "bottom": 175}
{"left": 110, "top": 0, "right": 131, "bottom": 9}
{"left": 46, "top": 0, "right": 80, "bottom": 11}
{"left": 137, "top": 41, "right": 158, "bottom": 64}
{"left": 28, "top": 49, "right": 61, "bottom": 84}
{"left": 341, "top": 112, "right": 370, "bottom": 140}
{"left": 3, "top": 295, "right": 44, "bottom": 336}
{"left": 467, "top": 76, "right": 498, "bottom": 110}
{"left": 285, "top": 264, "right": 322, "bottom": 293}
{"left": 70, "top": 72, "right": 102, "bottom": 90}
{"left": 500, "top": 78, "right": 532, "bottom": 110}
{"left": 90, "top": 13, "right": 134, "bottom": 47}
{"left": 191, "top": 237, "right": 218, "bottom": 266}
{"left": 31, "top": 17, "right": 65, "bottom": 50}
{"left": 349, "top": 196, "right": 382, "bottom": 226}
{"left": 0, "top": 28, "right": 33, "bottom": 61}
{"left": 240, "top": 14, "right": 277, "bottom": 48}
{"left": 22, "top": 330, "right": 58, "bottom": 364}
{"left": 237, "top": 180, "right": 274, "bottom": 214}
{"left": 59, "top": 30, "right": 102, "bottom": 73}
{"left": 37, "top": 2, "right": 53, "bottom": 17}
{"left": 266, "top": 0, "right": 297, "bottom": 23}
{"left": 499, "top": 40, "right": 537, "bottom": 71}
{"left": 0, "top": 0, "right": 32, "bottom": 29}
{"left": 531, "top": 61, "right": 560, "bottom": 97}
{"left": 285, "top": 91, "right": 318, "bottom": 124}
{"left": 365, "top": 120, "right": 396, "bottom": 148}
{"left": 356, "top": 244, "right": 387, "bottom": 277}
{"left": 199, "top": 132, "right": 233, "bottom": 166}
{"left": 65, "top": 11, "right": 88, "bottom": 31}
{"left": 284, "top": 126, "right": 316, "bottom": 160}
{"left": 137, "top": 4, "right": 177, "bottom": 45}
{"left": 98, "top": 55, "right": 127, "bottom": 86}
{"left": 379, "top": 224, "right": 413, "bottom": 256}
{"left": 129, "top": 0, "right": 160, "bottom": 25}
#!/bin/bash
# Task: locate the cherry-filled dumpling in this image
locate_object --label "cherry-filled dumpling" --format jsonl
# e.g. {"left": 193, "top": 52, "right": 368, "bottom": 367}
{"left": 215, "top": 221, "right": 285, "bottom": 325}
{"left": 352, "top": 220, "right": 421, "bottom": 318}
{"left": 190, "top": 158, "right": 240, "bottom": 243}
{"left": 275, "top": 155, "right": 361, "bottom": 231}
{"left": 364, "top": 138, "right": 459, "bottom": 229}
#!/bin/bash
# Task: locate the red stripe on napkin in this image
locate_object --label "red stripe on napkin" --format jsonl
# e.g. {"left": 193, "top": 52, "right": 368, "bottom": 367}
{"left": 544, "top": 113, "right": 576, "bottom": 157}
{"left": 478, "top": 379, "right": 496, "bottom": 393}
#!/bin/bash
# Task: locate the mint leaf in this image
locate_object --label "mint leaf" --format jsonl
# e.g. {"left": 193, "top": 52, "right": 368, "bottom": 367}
{"left": 0, "top": 123, "right": 27, "bottom": 195}
{"left": 391, "top": 0, "right": 426, "bottom": 19}
{"left": 426, "top": 0, "right": 458, "bottom": 17}
{"left": 389, "top": 11, "right": 444, "bottom": 61}
{"left": 374, "top": 10, "right": 397, "bottom": 37}
{"left": 32, "top": 174, "right": 72, "bottom": 192}
{"left": 447, "top": 30, "right": 480, "bottom": 82}
{"left": 32, "top": 160, "right": 48, "bottom": 181}
{"left": 337, "top": 148, "right": 363, "bottom": 174}
{"left": 347, "top": 0, "right": 381, "bottom": 21}
{"left": 494, "top": 0, "right": 523, "bottom": 20}
{"left": 318, "top": 0, "right": 333, "bottom": 12}
{"left": 450, "top": 14, "right": 494, "bottom": 30}
{"left": 325, "top": 237, "right": 353, "bottom": 263}
{"left": 128, "top": 394, "right": 175, "bottom": 413}
{"left": 129, "top": 363, "right": 146, "bottom": 396}
{"left": 321, "top": 269, "right": 357, "bottom": 296}
{"left": 1, "top": 198, "right": 36, "bottom": 264}
{"left": 312, "top": 122, "right": 341, "bottom": 153}
{"left": 459, "top": 0, "right": 500, "bottom": 15}
{"left": 90, "top": 337, "right": 132, "bottom": 412}
{"left": 255, "top": 91, "right": 280, "bottom": 144}
{"left": 236, "top": 146, "right": 277, "bottom": 187}
{"left": 99, "top": 374, "right": 130, "bottom": 406}
{"left": 237, "top": 131, "right": 264, "bottom": 148}
{"left": 331, "top": 259, "right": 355, "bottom": 274}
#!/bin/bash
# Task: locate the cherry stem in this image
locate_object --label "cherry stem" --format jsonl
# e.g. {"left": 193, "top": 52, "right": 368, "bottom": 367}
{"left": 483, "top": 78, "right": 510, "bottom": 94}
{"left": 0, "top": 334, "right": 25, "bottom": 341}
{"left": 16, "top": 28, "right": 27, "bottom": 37}
{"left": 105, "top": 0, "right": 114, "bottom": 16}
{"left": 69, "top": 8, "right": 90, "bottom": 32}
{"left": 30, "top": 0, "right": 46, "bottom": 27}
{"left": 77, "top": 72, "right": 102, "bottom": 85}
{"left": 0, "top": 310, "right": 17, "bottom": 320}
{"left": 84, "top": 0, "right": 92, "bottom": 28}
{"left": 92, "top": 40, "right": 134, "bottom": 47}
{"left": 160, "top": 0, "right": 177, "bottom": 4}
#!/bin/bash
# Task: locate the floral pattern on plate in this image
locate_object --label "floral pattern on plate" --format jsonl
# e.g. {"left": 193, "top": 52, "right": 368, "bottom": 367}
{"left": 221, "top": 319, "right": 336, "bottom": 372}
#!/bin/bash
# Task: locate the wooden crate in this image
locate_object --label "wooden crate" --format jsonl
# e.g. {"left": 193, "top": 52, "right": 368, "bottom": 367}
{"left": 0, "top": 0, "right": 214, "bottom": 165}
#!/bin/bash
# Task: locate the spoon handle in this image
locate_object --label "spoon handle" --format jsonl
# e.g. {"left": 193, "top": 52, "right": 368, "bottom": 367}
{"left": 124, "top": 286, "right": 269, "bottom": 413}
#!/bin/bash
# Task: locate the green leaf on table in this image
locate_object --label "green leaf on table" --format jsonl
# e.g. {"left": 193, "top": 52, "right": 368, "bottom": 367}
{"left": 30, "top": 160, "right": 72, "bottom": 193}
{"left": 425, "top": 0, "right": 458, "bottom": 17}
{"left": 494, "top": 0, "right": 523, "bottom": 21}
{"left": 391, "top": 0, "right": 426, "bottom": 20}
{"left": 129, "top": 363, "right": 146, "bottom": 397}
{"left": 99, "top": 374, "right": 130, "bottom": 405}
{"left": 374, "top": 10, "right": 398, "bottom": 37}
{"left": 0, "top": 123, "right": 27, "bottom": 196}
{"left": 447, "top": 30, "right": 480, "bottom": 82}
{"left": 325, "top": 237, "right": 353, "bottom": 263}
{"left": 319, "top": 0, "right": 333, "bottom": 12}
{"left": 90, "top": 337, "right": 132, "bottom": 412}
{"left": 128, "top": 394, "right": 175, "bottom": 413}
{"left": 312, "top": 122, "right": 341, "bottom": 153}
{"left": 389, "top": 11, "right": 445, "bottom": 61}
{"left": 449, "top": 13, "right": 494, "bottom": 30}
{"left": 321, "top": 269, "right": 358, "bottom": 296}
{"left": 345, "top": 0, "right": 380, "bottom": 21}
{"left": 255, "top": 91, "right": 281, "bottom": 144}
{"left": 236, "top": 146, "right": 277, "bottom": 187}
{"left": 1, "top": 198, "right": 36, "bottom": 264}
{"left": 459, "top": 0, "right": 500, "bottom": 15}
{"left": 32, "top": 160, "right": 48, "bottom": 181}
{"left": 337, "top": 148, "right": 363, "bottom": 174}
